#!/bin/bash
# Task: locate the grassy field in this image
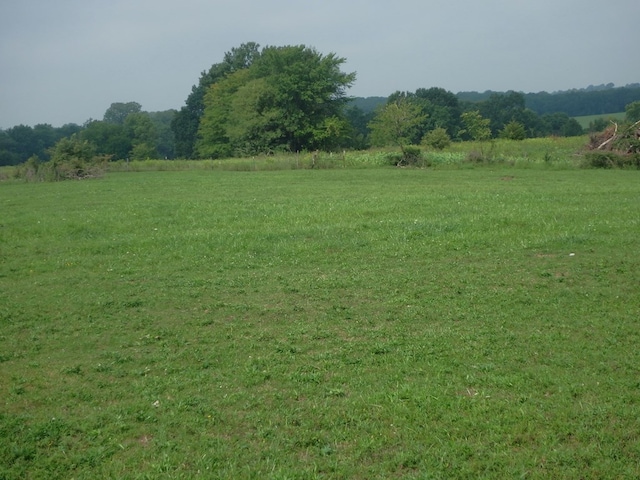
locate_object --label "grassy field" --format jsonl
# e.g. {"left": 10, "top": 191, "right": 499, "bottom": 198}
{"left": 573, "top": 112, "right": 625, "bottom": 129}
{"left": 1, "top": 166, "right": 639, "bottom": 478}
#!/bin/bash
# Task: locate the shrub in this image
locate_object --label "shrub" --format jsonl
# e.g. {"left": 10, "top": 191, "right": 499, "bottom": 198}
{"left": 422, "top": 128, "right": 451, "bottom": 150}
{"left": 14, "top": 136, "right": 107, "bottom": 182}
{"left": 14, "top": 155, "right": 41, "bottom": 181}
{"left": 583, "top": 152, "right": 640, "bottom": 169}
{"left": 386, "top": 146, "right": 427, "bottom": 167}
{"left": 499, "top": 121, "right": 526, "bottom": 141}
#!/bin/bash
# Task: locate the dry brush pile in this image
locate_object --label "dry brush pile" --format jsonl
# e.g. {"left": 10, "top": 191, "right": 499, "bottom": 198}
{"left": 585, "top": 120, "right": 640, "bottom": 168}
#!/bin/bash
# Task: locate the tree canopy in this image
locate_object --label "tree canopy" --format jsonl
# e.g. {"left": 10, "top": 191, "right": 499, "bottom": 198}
{"left": 195, "top": 44, "right": 356, "bottom": 158}
{"left": 103, "top": 102, "right": 142, "bottom": 125}
{"left": 171, "top": 43, "right": 261, "bottom": 158}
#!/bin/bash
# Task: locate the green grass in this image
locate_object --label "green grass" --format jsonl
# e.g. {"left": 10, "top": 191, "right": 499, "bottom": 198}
{"left": 573, "top": 112, "right": 625, "bottom": 129}
{"left": 1, "top": 167, "right": 639, "bottom": 478}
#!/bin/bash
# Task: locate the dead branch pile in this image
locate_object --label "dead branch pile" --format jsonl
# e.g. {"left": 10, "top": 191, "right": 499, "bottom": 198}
{"left": 588, "top": 120, "right": 640, "bottom": 154}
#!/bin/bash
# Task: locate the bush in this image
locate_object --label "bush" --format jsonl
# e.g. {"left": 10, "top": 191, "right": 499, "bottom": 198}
{"left": 422, "top": 128, "right": 451, "bottom": 150}
{"left": 14, "top": 136, "right": 107, "bottom": 182}
{"left": 499, "top": 121, "right": 526, "bottom": 141}
{"left": 14, "top": 155, "right": 41, "bottom": 181}
{"left": 386, "top": 146, "right": 428, "bottom": 167}
{"left": 583, "top": 151, "right": 640, "bottom": 169}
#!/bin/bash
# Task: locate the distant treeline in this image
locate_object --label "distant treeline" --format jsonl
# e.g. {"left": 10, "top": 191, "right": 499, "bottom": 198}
{"left": 459, "top": 83, "right": 640, "bottom": 116}
{"left": 1, "top": 58, "right": 639, "bottom": 167}
{"left": 354, "top": 84, "right": 640, "bottom": 116}
{"left": 0, "top": 103, "right": 176, "bottom": 167}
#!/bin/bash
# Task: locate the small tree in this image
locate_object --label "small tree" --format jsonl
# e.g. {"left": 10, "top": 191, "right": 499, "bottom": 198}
{"left": 461, "top": 110, "right": 491, "bottom": 142}
{"left": 368, "top": 98, "right": 426, "bottom": 165}
{"left": 461, "top": 110, "right": 492, "bottom": 160}
{"left": 421, "top": 127, "right": 451, "bottom": 150}
{"left": 499, "top": 120, "right": 526, "bottom": 140}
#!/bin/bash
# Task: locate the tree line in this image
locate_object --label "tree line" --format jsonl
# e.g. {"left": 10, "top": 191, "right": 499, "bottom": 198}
{"left": 2, "top": 42, "right": 639, "bottom": 166}
{"left": 0, "top": 103, "right": 176, "bottom": 167}
{"left": 458, "top": 83, "right": 640, "bottom": 117}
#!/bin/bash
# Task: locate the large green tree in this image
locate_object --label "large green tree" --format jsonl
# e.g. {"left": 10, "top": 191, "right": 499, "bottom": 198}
{"left": 103, "top": 102, "right": 142, "bottom": 125}
{"left": 171, "top": 42, "right": 261, "bottom": 158}
{"left": 196, "top": 44, "right": 356, "bottom": 158}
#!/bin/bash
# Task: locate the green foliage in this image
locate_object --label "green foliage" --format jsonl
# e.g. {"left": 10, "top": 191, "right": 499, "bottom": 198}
{"left": 196, "top": 44, "right": 356, "bottom": 158}
{"left": 147, "top": 110, "right": 176, "bottom": 158}
{"left": 11, "top": 136, "right": 105, "bottom": 181}
{"left": 390, "top": 145, "right": 426, "bottom": 167}
{"left": 81, "top": 120, "right": 131, "bottom": 160}
{"left": 368, "top": 98, "right": 430, "bottom": 166}
{"left": 477, "top": 91, "right": 527, "bottom": 135}
{"left": 343, "top": 105, "right": 373, "bottom": 149}
{"left": 0, "top": 129, "right": 21, "bottom": 165}
{"left": 195, "top": 69, "right": 251, "bottom": 159}
{"left": 171, "top": 42, "right": 261, "bottom": 158}
{"left": 369, "top": 98, "right": 426, "bottom": 148}
{"left": 625, "top": 101, "right": 640, "bottom": 122}
{"left": 124, "top": 113, "right": 158, "bottom": 159}
{"left": 401, "top": 87, "right": 463, "bottom": 140}
{"left": 419, "top": 89, "right": 462, "bottom": 130}
{"left": 460, "top": 110, "right": 491, "bottom": 141}
{"left": 226, "top": 76, "right": 281, "bottom": 155}
{"left": 583, "top": 151, "right": 640, "bottom": 169}
{"left": 45, "top": 135, "right": 105, "bottom": 180}
{"left": 524, "top": 83, "right": 640, "bottom": 116}
{"left": 422, "top": 127, "right": 452, "bottom": 150}
{"left": 80, "top": 111, "right": 169, "bottom": 160}
{"left": 499, "top": 120, "right": 526, "bottom": 140}
{"left": 540, "top": 112, "right": 584, "bottom": 136}
{"left": 587, "top": 117, "right": 612, "bottom": 132}
{"left": 0, "top": 123, "right": 82, "bottom": 166}
{"left": 129, "top": 142, "right": 157, "bottom": 161}
{"left": 49, "top": 134, "right": 96, "bottom": 164}
{"left": 10, "top": 135, "right": 106, "bottom": 182}
{"left": 13, "top": 154, "right": 41, "bottom": 181}
{"left": 103, "top": 102, "right": 142, "bottom": 125}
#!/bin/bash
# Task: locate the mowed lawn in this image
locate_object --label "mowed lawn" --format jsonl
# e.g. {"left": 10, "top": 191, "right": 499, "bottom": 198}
{"left": 1, "top": 168, "right": 639, "bottom": 479}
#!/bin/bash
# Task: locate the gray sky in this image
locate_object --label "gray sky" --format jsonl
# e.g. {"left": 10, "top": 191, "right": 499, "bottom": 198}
{"left": 1, "top": 0, "right": 638, "bottom": 128}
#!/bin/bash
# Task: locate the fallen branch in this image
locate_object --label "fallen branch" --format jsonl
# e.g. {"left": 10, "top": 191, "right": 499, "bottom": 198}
{"left": 597, "top": 121, "right": 618, "bottom": 150}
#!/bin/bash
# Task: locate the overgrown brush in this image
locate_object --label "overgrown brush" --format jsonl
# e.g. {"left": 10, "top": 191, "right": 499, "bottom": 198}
{"left": 13, "top": 155, "right": 107, "bottom": 182}
{"left": 583, "top": 120, "right": 640, "bottom": 168}
{"left": 12, "top": 136, "right": 107, "bottom": 182}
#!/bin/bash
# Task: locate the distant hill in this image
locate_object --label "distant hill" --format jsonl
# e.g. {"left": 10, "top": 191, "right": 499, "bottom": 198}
{"left": 351, "top": 83, "right": 640, "bottom": 118}
{"left": 457, "top": 83, "right": 640, "bottom": 116}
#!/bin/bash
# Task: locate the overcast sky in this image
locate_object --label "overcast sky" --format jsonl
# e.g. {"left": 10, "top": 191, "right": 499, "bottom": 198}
{"left": 1, "top": 0, "right": 638, "bottom": 128}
